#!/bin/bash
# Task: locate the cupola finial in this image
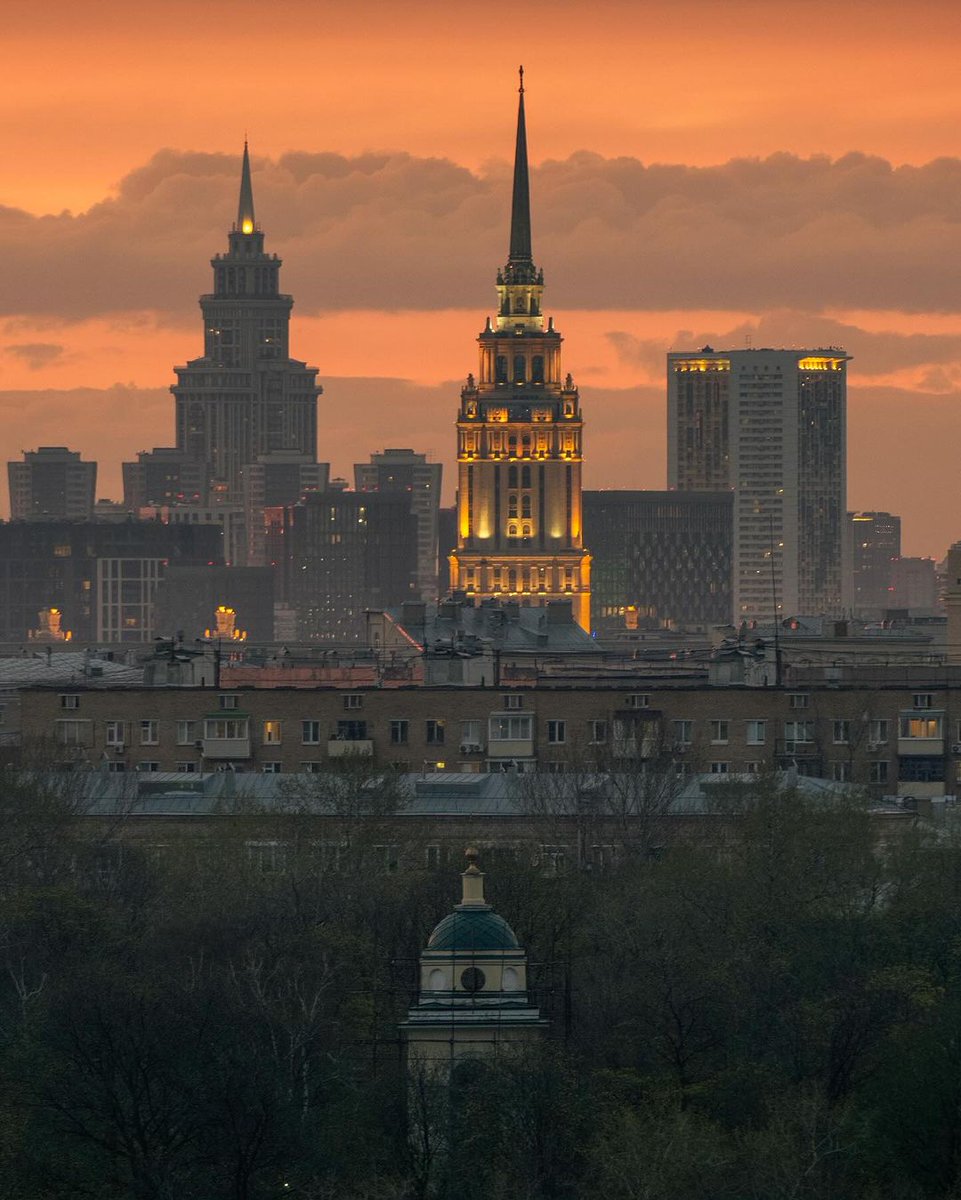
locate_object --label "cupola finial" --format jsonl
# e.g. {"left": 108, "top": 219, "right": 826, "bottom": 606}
{"left": 461, "top": 846, "right": 486, "bottom": 906}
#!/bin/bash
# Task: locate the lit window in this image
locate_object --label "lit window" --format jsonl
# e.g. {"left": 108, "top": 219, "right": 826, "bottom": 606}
{"left": 263, "top": 720, "right": 282, "bottom": 745}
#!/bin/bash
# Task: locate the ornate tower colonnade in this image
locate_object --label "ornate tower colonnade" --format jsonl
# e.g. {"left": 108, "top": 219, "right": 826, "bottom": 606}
{"left": 449, "top": 73, "right": 592, "bottom": 630}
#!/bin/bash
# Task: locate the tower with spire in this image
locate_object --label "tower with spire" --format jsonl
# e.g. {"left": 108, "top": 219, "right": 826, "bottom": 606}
{"left": 448, "top": 71, "right": 592, "bottom": 630}
{"left": 170, "top": 143, "right": 322, "bottom": 506}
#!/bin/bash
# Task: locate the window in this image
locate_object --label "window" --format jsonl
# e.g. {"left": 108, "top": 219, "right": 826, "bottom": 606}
{"left": 140, "top": 720, "right": 159, "bottom": 746}
{"left": 175, "top": 761, "right": 197, "bottom": 773}
{"left": 547, "top": 720, "right": 566, "bottom": 744}
{"left": 710, "top": 720, "right": 729, "bottom": 744}
{"left": 136, "top": 761, "right": 159, "bottom": 773}
{"left": 899, "top": 715, "right": 943, "bottom": 739}
{"left": 246, "top": 841, "right": 287, "bottom": 873}
{"left": 335, "top": 720, "right": 367, "bottom": 741}
{"left": 789, "top": 694, "right": 809, "bottom": 709}
{"left": 107, "top": 761, "right": 127, "bottom": 774}
{"left": 390, "top": 720, "right": 409, "bottom": 745}
{"left": 56, "top": 719, "right": 91, "bottom": 746}
{"left": 219, "top": 694, "right": 238, "bottom": 710}
{"left": 263, "top": 720, "right": 282, "bottom": 745}
{"left": 302, "top": 721, "right": 320, "bottom": 745}
{"left": 204, "top": 718, "right": 249, "bottom": 740}
{"left": 913, "top": 693, "right": 933, "bottom": 710}
{"left": 833, "top": 720, "right": 851, "bottom": 745}
{"left": 105, "top": 721, "right": 126, "bottom": 748}
{"left": 60, "top": 694, "right": 80, "bottom": 710}
{"left": 744, "top": 762, "right": 760, "bottom": 774}
{"left": 746, "top": 720, "right": 766, "bottom": 746}
{"left": 831, "top": 761, "right": 851, "bottom": 782}
{"left": 784, "top": 721, "right": 815, "bottom": 745}
{"left": 176, "top": 720, "right": 196, "bottom": 746}
{"left": 870, "top": 761, "right": 889, "bottom": 785}
{"left": 899, "top": 756, "right": 944, "bottom": 783}
{"left": 869, "top": 719, "right": 889, "bottom": 745}
{"left": 262, "top": 762, "right": 282, "bottom": 774}
{"left": 301, "top": 762, "right": 322, "bottom": 773}
{"left": 673, "top": 720, "right": 692, "bottom": 747}
{"left": 344, "top": 694, "right": 363, "bottom": 710}
{"left": 504, "top": 694, "right": 523, "bottom": 710}
{"left": 710, "top": 761, "right": 730, "bottom": 775}
{"left": 489, "top": 714, "right": 533, "bottom": 740}
{"left": 589, "top": 720, "right": 608, "bottom": 745}
{"left": 460, "top": 720, "right": 482, "bottom": 750}
{"left": 426, "top": 720, "right": 445, "bottom": 745}
{"left": 626, "top": 694, "right": 650, "bottom": 709}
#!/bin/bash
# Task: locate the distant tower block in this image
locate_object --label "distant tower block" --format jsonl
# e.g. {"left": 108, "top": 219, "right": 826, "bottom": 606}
{"left": 401, "top": 848, "right": 546, "bottom": 1085}
{"left": 449, "top": 71, "right": 592, "bottom": 630}
{"left": 170, "top": 141, "right": 322, "bottom": 503}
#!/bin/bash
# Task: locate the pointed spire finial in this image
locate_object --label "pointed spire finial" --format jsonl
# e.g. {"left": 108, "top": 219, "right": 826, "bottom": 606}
{"left": 508, "top": 69, "right": 532, "bottom": 265}
{"left": 519, "top": 64, "right": 524, "bottom": 94}
{"left": 238, "top": 140, "right": 255, "bottom": 235}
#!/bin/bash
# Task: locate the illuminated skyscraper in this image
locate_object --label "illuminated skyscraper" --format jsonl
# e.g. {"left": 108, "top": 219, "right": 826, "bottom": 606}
{"left": 448, "top": 72, "right": 592, "bottom": 631}
{"left": 170, "top": 143, "right": 321, "bottom": 503}
{"left": 668, "top": 348, "right": 848, "bottom": 621}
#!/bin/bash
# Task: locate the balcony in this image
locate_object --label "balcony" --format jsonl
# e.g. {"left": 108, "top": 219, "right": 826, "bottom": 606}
{"left": 488, "top": 739, "right": 533, "bottom": 760}
{"left": 202, "top": 737, "right": 251, "bottom": 760}
{"left": 898, "top": 737, "right": 945, "bottom": 758}
{"left": 328, "top": 738, "right": 373, "bottom": 758}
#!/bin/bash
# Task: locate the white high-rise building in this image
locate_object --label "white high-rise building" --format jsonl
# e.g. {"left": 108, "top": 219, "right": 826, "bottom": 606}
{"left": 667, "top": 348, "right": 848, "bottom": 622}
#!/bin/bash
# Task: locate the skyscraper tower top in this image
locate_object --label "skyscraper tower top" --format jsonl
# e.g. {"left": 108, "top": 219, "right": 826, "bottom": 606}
{"left": 450, "top": 74, "right": 592, "bottom": 631}
{"left": 169, "top": 143, "right": 321, "bottom": 505}
{"left": 507, "top": 66, "right": 534, "bottom": 273}
{"left": 237, "top": 139, "right": 256, "bottom": 235}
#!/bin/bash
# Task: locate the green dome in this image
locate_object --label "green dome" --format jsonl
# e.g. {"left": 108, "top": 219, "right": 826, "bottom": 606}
{"left": 427, "top": 907, "right": 520, "bottom": 952}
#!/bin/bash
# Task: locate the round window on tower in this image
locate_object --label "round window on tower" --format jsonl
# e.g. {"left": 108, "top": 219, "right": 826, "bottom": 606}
{"left": 460, "top": 966, "right": 486, "bottom": 993}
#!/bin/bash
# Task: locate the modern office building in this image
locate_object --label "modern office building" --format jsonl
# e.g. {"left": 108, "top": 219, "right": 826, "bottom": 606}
{"left": 8, "top": 447, "right": 97, "bottom": 521}
{"left": 448, "top": 73, "right": 592, "bottom": 630}
{"left": 849, "top": 511, "right": 901, "bottom": 614}
{"left": 354, "top": 449, "right": 441, "bottom": 601}
{"left": 289, "top": 490, "right": 418, "bottom": 642}
{"left": 122, "top": 449, "right": 207, "bottom": 510}
{"left": 668, "top": 348, "right": 848, "bottom": 621}
{"left": 583, "top": 490, "right": 733, "bottom": 632}
{"left": 242, "top": 452, "right": 329, "bottom": 567}
{"left": 0, "top": 521, "right": 222, "bottom": 644}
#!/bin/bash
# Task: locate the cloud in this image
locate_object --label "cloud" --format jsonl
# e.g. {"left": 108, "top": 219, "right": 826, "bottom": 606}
{"left": 8, "top": 149, "right": 961, "bottom": 320}
{"left": 606, "top": 311, "right": 961, "bottom": 385}
{"left": 5, "top": 342, "right": 65, "bottom": 370}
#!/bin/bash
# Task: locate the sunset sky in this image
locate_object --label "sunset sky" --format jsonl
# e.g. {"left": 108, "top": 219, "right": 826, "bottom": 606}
{"left": 4, "top": 0, "right": 961, "bottom": 556}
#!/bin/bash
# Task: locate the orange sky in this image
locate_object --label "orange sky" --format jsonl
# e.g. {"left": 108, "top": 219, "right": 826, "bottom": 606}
{"left": 3, "top": 0, "right": 961, "bottom": 556}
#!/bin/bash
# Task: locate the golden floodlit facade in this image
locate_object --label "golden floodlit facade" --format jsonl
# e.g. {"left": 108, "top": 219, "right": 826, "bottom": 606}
{"left": 449, "top": 71, "right": 592, "bottom": 631}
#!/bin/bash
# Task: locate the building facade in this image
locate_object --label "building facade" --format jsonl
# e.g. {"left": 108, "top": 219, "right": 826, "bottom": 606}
{"left": 20, "top": 675, "right": 961, "bottom": 801}
{"left": 668, "top": 348, "right": 847, "bottom": 622}
{"left": 0, "top": 521, "right": 222, "bottom": 643}
{"left": 583, "top": 490, "right": 733, "bottom": 632}
{"left": 289, "top": 490, "right": 418, "bottom": 642}
{"left": 355, "top": 449, "right": 441, "bottom": 602}
{"left": 166, "top": 143, "right": 321, "bottom": 503}
{"left": 850, "top": 511, "right": 901, "bottom": 614}
{"left": 8, "top": 447, "right": 97, "bottom": 521}
{"left": 449, "top": 74, "right": 591, "bottom": 630}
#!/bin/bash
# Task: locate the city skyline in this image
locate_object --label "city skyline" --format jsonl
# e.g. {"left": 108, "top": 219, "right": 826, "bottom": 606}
{"left": 4, "top": 1, "right": 961, "bottom": 556}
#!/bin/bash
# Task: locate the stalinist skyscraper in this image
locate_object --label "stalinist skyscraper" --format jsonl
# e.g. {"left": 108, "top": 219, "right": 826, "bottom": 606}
{"left": 449, "top": 72, "right": 592, "bottom": 630}
{"left": 170, "top": 143, "right": 321, "bottom": 503}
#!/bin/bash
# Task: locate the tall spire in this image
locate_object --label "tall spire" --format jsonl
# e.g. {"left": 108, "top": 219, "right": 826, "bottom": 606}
{"left": 237, "top": 140, "right": 255, "bottom": 234}
{"left": 508, "top": 66, "right": 532, "bottom": 265}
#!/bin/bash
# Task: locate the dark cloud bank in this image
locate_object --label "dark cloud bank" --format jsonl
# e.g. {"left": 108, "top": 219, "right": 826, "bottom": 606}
{"left": 6, "top": 149, "right": 961, "bottom": 319}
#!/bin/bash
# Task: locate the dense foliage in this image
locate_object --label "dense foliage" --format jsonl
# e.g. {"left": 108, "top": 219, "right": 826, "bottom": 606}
{"left": 0, "top": 770, "right": 960, "bottom": 1198}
